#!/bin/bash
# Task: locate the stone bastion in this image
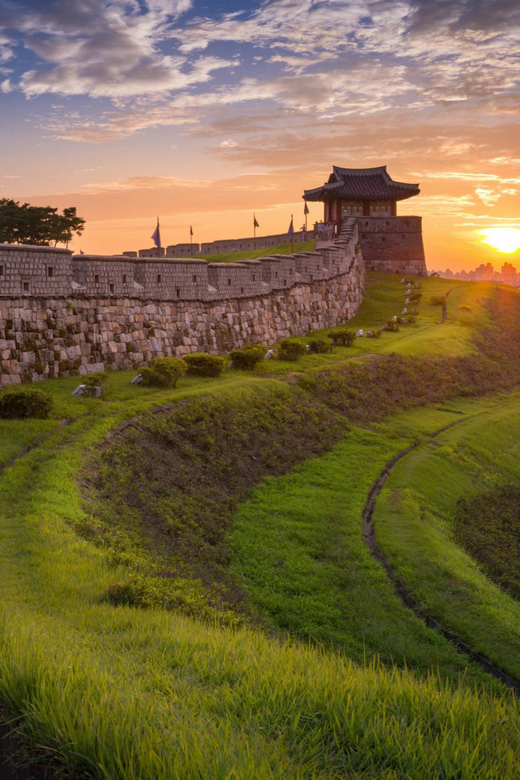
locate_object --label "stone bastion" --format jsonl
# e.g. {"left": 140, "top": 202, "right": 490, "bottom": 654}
{"left": 0, "top": 218, "right": 364, "bottom": 386}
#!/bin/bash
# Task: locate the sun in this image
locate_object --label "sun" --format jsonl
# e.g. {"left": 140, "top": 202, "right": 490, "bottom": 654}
{"left": 480, "top": 228, "right": 520, "bottom": 254}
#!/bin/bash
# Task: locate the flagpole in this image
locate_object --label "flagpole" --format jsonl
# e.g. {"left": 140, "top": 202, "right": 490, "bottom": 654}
{"left": 253, "top": 214, "right": 256, "bottom": 250}
{"left": 190, "top": 226, "right": 193, "bottom": 256}
{"left": 291, "top": 213, "right": 294, "bottom": 254}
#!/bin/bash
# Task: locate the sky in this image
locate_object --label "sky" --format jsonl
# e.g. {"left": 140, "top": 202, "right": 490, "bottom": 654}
{"left": 0, "top": 0, "right": 519, "bottom": 271}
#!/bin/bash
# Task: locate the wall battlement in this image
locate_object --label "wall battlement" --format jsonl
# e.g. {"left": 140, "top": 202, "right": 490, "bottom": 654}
{"left": 0, "top": 220, "right": 356, "bottom": 302}
{"left": 0, "top": 219, "right": 364, "bottom": 386}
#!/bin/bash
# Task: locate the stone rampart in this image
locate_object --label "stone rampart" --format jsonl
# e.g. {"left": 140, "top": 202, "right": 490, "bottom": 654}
{"left": 0, "top": 219, "right": 364, "bottom": 385}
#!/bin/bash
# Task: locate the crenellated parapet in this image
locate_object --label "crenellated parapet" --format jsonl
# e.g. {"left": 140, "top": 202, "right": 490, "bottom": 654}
{"left": 0, "top": 220, "right": 361, "bottom": 302}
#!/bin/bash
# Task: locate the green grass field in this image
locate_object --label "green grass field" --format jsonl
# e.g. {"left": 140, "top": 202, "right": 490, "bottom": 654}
{"left": 1, "top": 274, "right": 520, "bottom": 777}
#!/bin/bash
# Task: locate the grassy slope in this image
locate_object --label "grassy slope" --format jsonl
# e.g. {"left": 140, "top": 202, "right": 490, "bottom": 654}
{"left": 197, "top": 241, "right": 315, "bottom": 262}
{"left": 254, "top": 274, "right": 492, "bottom": 376}
{"left": 1, "top": 275, "right": 520, "bottom": 776}
{"left": 1, "top": 387, "right": 520, "bottom": 778}
{"left": 374, "top": 395, "right": 520, "bottom": 681}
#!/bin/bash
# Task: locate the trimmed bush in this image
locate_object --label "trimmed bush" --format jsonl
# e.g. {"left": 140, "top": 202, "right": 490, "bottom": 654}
{"left": 0, "top": 386, "right": 53, "bottom": 419}
{"left": 278, "top": 339, "right": 307, "bottom": 361}
{"left": 183, "top": 353, "right": 226, "bottom": 378}
{"left": 140, "top": 357, "right": 187, "bottom": 388}
{"left": 307, "top": 338, "right": 333, "bottom": 354}
{"left": 328, "top": 329, "right": 357, "bottom": 347}
{"left": 230, "top": 344, "right": 267, "bottom": 371}
{"left": 83, "top": 371, "right": 108, "bottom": 398}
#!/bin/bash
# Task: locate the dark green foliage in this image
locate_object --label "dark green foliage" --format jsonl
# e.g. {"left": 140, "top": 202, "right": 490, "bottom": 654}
{"left": 277, "top": 339, "right": 306, "bottom": 361}
{"left": 430, "top": 295, "right": 447, "bottom": 308}
{"left": 327, "top": 329, "right": 357, "bottom": 347}
{"left": 385, "top": 321, "right": 400, "bottom": 332}
{"left": 183, "top": 353, "right": 226, "bottom": 378}
{"left": 230, "top": 344, "right": 267, "bottom": 370}
{"left": 0, "top": 386, "right": 53, "bottom": 419}
{"left": 84, "top": 386, "right": 347, "bottom": 623}
{"left": 307, "top": 338, "right": 333, "bottom": 354}
{"left": 455, "top": 486, "right": 520, "bottom": 600}
{"left": 0, "top": 198, "right": 85, "bottom": 246}
{"left": 83, "top": 371, "right": 108, "bottom": 397}
{"left": 140, "top": 357, "right": 187, "bottom": 388}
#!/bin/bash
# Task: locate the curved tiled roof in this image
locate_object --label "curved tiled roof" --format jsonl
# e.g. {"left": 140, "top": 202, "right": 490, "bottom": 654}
{"left": 303, "top": 165, "right": 420, "bottom": 202}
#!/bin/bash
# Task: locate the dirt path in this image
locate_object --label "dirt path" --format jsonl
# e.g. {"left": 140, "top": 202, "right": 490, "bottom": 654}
{"left": 362, "top": 420, "right": 520, "bottom": 696}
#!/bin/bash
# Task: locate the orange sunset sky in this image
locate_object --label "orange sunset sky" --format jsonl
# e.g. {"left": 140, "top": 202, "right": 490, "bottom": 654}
{"left": 0, "top": 0, "right": 519, "bottom": 271}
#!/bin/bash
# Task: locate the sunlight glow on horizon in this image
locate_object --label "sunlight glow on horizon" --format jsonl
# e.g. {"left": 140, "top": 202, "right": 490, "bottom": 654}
{"left": 480, "top": 228, "right": 520, "bottom": 254}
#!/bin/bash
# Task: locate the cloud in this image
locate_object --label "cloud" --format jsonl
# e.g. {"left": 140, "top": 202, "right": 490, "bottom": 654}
{"left": 0, "top": 0, "right": 236, "bottom": 98}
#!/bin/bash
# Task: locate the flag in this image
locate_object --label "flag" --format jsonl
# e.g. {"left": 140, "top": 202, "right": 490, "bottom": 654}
{"left": 190, "top": 225, "right": 193, "bottom": 237}
{"left": 79, "top": 249, "right": 85, "bottom": 255}
{"left": 151, "top": 221, "right": 161, "bottom": 249}
{"left": 304, "top": 201, "right": 309, "bottom": 215}
{"left": 287, "top": 218, "right": 294, "bottom": 238}
{"left": 253, "top": 215, "right": 259, "bottom": 229}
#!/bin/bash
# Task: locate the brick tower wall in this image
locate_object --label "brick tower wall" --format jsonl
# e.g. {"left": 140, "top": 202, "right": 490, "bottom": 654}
{"left": 357, "top": 216, "right": 427, "bottom": 276}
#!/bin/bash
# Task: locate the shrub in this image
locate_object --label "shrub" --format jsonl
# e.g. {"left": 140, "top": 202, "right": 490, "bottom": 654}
{"left": 230, "top": 344, "right": 267, "bottom": 370}
{"left": 183, "top": 353, "right": 226, "bottom": 378}
{"left": 83, "top": 371, "right": 108, "bottom": 397}
{"left": 327, "top": 329, "right": 357, "bottom": 347}
{"left": 385, "top": 321, "right": 400, "bottom": 332}
{"left": 140, "top": 357, "right": 187, "bottom": 388}
{"left": 278, "top": 339, "right": 307, "bottom": 361}
{"left": 430, "top": 295, "right": 447, "bottom": 307}
{"left": 0, "top": 386, "right": 53, "bottom": 419}
{"left": 307, "top": 338, "right": 333, "bottom": 354}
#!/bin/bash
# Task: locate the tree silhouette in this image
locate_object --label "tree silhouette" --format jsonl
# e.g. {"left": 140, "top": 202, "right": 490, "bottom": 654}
{"left": 0, "top": 199, "right": 85, "bottom": 247}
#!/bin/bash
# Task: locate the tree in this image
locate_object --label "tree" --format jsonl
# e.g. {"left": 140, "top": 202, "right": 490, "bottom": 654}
{"left": 0, "top": 199, "right": 85, "bottom": 247}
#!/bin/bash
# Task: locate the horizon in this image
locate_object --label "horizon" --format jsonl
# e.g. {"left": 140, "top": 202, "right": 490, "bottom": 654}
{"left": 0, "top": 0, "right": 519, "bottom": 269}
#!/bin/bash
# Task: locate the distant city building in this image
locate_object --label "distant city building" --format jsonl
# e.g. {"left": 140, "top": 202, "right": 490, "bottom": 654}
{"left": 431, "top": 260, "right": 519, "bottom": 286}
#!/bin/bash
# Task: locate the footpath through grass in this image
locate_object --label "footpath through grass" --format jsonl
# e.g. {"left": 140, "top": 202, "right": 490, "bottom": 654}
{"left": 375, "top": 394, "right": 520, "bottom": 683}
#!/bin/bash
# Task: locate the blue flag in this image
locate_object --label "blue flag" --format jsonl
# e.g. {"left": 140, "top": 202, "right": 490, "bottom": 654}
{"left": 79, "top": 249, "right": 85, "bottom": 255}
{"left": 253, "top": 215, "right": 259, "bottom": 229}
{"left": 287, "top": 218, "right": 294, "bottom": 238}
{"left": 304, "top": 201, "right": 309, "bottom": 215}
{"left": 151, "top": 221, "right": 161, "bottom": 249}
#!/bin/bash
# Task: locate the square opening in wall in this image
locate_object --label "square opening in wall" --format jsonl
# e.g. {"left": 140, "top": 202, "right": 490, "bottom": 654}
{"left": 157, "top": 274, "right": 162, "bottom": 284}
{"left": 47, "top": 267, "right": 54, "bottom": 278}
{"left": 95, "top": 275, "right": 99, "bottom": 284}
{"left": 0, "top": 265, "right": 4, "bottom": 276}
{"left": 123, "top": 274, "right": 127, "bottom": 284}
{"left": 110, "top": 284, "right": 114, "bottom": 294}
{"left": 23, "top": 282, "right": 29, "bottom": 292}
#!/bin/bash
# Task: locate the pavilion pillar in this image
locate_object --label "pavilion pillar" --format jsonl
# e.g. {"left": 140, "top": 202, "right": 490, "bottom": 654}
{"left": 391, "top": 201, "right": 397, "bottom": 216}
{"left": 363, "top": 200, "right": 370, "bottom": 216}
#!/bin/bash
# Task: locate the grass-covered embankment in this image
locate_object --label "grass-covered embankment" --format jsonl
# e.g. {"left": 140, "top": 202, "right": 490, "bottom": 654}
{"left": 374, "top": 394, "right": 520, "bottom": 683}
{"left": 1, "top": 383, "right": 520, "bottom": 778}
{"left": 2, "top": 274, "right": 520, "bottom": 776}
{"left": 455, "top": 485, "right": 520, "bottom": 599}
{"left": 83, "top": 383, "right": 347, "bottom": 625}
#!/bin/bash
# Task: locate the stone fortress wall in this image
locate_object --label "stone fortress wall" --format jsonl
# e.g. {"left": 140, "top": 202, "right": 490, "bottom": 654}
{"left": 0, "top": 219, "right": 365, "bottom": 386}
